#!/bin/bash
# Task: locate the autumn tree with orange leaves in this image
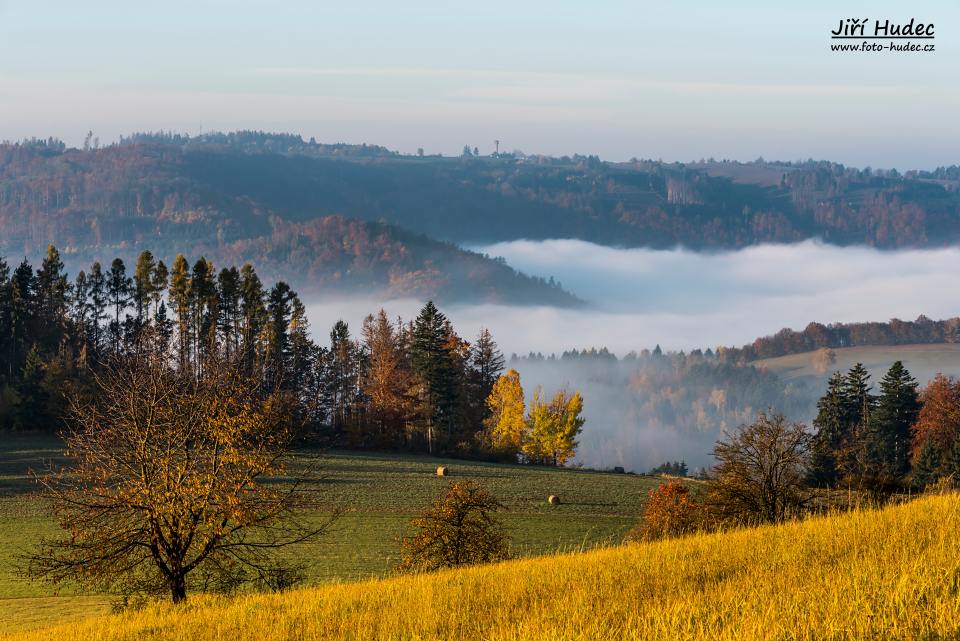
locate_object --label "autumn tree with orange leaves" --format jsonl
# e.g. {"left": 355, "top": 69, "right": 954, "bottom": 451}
{"left": 28, "top": 351, "right": 331, "bottom": 603}
{"left": 626, "top": 480, "right": 702, "bottom": 542}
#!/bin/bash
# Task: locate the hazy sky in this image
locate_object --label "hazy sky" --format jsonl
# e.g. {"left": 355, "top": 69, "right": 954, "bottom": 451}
{"left": 1, "top": 0, "right": 957, "bottom": 168}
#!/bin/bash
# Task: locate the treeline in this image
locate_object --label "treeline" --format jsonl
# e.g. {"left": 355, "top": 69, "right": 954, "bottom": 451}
{"left": 0, "top": 245, "right": 583, "bottom": 462}
{"left": 809, "top": 361, "right": 960, "bottom": 490}
{"left": 724, "top": 316, "right": 960, "bottom": 362}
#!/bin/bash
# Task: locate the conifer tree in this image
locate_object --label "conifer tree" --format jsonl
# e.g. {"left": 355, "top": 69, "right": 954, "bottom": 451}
{"left": 911, "top": 439, "right": 941, "bottom": 489}
{"left": 106, "top": 258, "right": 131, "bottom": 352}
{"left": 217, "top": 267, "right": 241, "bottom": 358}
{"left": 0, "top": 257, "right": 12, "bottom": 377}
{"left": 239, "top": 263, "right": 265, "bottom": 373}
{"left": 87, "top": 262, "right": 107, "bottom": 355}
{"left": 13, "top": 346, "right": 49, "bottom": 430}
{"left": 133, "top": 250, "right": 157, "bottom": 323}
{"left": 411, "top": 301, "right": 457, "bottom": 453}
{"left": 264, "top": 282, "right": 295, "bottom": 391}
{"left": 35, "top": 245, "right": 70, "bottom": 353}
{"left": 809, "top": 372, "right": 846, "bottom": 485}
{"left": 72, "top": 270, "right": 90, "bottom": 353}
{"left": 168, "top": 255, "right": 192, "bottom": 370}
{"left": 361, "top": 310, "right": 412, "bottom": 447}
{"left": 865, "top": 361, "right": 919, "bottom": 483}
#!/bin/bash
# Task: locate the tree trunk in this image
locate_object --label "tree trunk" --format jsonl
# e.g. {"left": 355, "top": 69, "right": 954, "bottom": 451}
{"left": 170, "top": 574, "right": 187, "bottom": 603}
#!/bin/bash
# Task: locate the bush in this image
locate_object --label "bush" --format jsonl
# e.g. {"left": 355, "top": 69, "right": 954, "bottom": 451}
{"left": 626, "top": 480, "right": 701, "bottom": 542}
{"left": 398, "top": 482, "right": 509, "bottom": 573}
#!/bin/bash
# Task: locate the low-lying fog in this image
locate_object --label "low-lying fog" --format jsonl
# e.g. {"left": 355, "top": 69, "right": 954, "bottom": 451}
{"left": 307, "top": 240, "right": 960, "bottom": 471}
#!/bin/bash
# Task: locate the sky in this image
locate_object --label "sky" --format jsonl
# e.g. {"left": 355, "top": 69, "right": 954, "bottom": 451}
{"left": 0, "top": 0, "right": 958, "bottom": 169}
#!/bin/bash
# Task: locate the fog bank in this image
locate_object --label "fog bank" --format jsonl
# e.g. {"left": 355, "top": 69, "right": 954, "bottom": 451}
{"left": 306, "top": 240, "right": 960, "bottom": 470}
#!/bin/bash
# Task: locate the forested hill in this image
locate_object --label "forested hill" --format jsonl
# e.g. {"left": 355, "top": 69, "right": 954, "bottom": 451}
{"left": 2, "top": 131, "right": 959, "bottom": 278}
{"left": 0, "top": 138, "right": 582, "bottom": 305}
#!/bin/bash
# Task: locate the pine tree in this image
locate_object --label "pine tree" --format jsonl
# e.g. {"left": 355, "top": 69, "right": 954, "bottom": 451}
{"left": 411, "top": 302, "right": 457, "bottom": 453}
{"left": 35, "top": 245, "right": 70, "bottom": 354}
{"left": 911, "top": 439, "right": 941, "bottom": 489}
{"left": 264, "top": 282, "right": 296, "bottom": 391}
{"left": 168, "top": 255, "right": 192, "bottom": 371}
{"left": 239, "top": 263, "right": 265, "bottom": 374}
{"left": 217, "top": 267, "right": 241, "bottom": 358}
{"left": 10, "top": 260, "right": 37, "bottom": 373}
{"left": 809, "top": 372, "right": 846, "bottom": 485}
{"left": 0, "top": 257, "right": 12, "bottom": 377}
{"left": 87, "top": 262, "right": 107, "bottom": 354}
{"left": 106, "top": 258, "right": 131, "bottom": 352}
{"left": 72, "top": 270, "right": 90, "bottom": 354}
{"left": 190, "top": 258, "right": 217, "bottom": 371}
{"left": 133, "top": 250, "right": 157, "bottom": 323}
{"left": 13, "top": 346, "right": 49, "bottom": 430}
{"left": 328, "top": 319, "right": 360, "bottom": 437}
{"left": 864, "top": 361, "right": 919, "bottom": 485}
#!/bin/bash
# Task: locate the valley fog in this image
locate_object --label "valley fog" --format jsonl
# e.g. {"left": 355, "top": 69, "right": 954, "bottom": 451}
{"left": 306, "top": 240, "right": 960, "bottom": 471}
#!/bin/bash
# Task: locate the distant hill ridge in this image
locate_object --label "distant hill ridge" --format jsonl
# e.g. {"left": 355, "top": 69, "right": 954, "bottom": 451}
{"left": 2, "top": 130, "right": 960, "bottom": 302}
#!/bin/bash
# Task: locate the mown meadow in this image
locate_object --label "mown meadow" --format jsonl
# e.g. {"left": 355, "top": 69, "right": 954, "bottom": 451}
{"left": 5, "top": 490, "right": 959, "bottom": 641}
{"left": 0, "top": 433, "right": 662, "bottom": 633}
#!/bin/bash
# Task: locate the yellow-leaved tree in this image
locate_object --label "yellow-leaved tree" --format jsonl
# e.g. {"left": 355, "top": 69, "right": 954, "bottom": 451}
{"left": 484, "top": 369, "right": 527, "bottom": 458}
{"left": 523, "top": 388, "right": 585, "bottom": 466}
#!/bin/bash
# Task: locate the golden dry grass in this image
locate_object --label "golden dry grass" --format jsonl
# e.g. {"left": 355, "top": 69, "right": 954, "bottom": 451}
{"left": 6, "top": 493, "right": 960, "bottom": 641}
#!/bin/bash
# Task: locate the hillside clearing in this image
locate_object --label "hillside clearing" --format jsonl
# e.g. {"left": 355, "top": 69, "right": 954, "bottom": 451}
{"left": 6, "top": 491, "right": 959, "bottom": 640}
{"left": 754, "top": 343, "right": 960, "bottom": 387}
{"left": 0, "top": 433, "right": 661, "bottom": 632}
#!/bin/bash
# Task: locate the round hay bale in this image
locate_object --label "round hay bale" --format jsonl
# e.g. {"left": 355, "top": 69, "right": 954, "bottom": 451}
{"left": 547, "top": 495, "right": 560, "bottom": 505}
{"left": 436, "top": 466, "right": 448, "bottom": 477}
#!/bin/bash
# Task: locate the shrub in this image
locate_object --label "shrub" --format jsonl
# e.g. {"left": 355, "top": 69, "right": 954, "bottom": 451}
{"left": 398, "top": 482, "right": 509, "bottom": 573}
{"left": 626, "top": 480, "right": 701, "bottom": 542}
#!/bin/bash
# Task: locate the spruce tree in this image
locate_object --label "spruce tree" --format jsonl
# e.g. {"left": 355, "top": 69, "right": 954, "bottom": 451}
{"left": 809, "top": 371, "right": 846, "bottom": 485}
{"left": 239, "top": 264, "right": 265, "bottom": 374}
{"left": 87, "top": 262, "right": 107, "bottom": 354}
{"left": 133, "top": 250, "right": 157, "bottom": 323}
{"left": 168, "top": 255, "right": 192, "bottom": 370}
{"left": 911, "top": 439, "right": 941, "bottom": 489}
{"left": 865, "top": 361, "right": 919, "bottom": 485}
{"left": 0, "top": 257, "right": 12, "bottom": 377}
{"left": 411, "top": 302, "right": 457, "bottom": 453}
{"left": 106, "top": 258, "right": 131, "bottom": 352}
{"left": 13, "top": 346, "right": 49, "bottom": 430}
{"left": 35, "top": 245, "right": 70, "bottom": 354}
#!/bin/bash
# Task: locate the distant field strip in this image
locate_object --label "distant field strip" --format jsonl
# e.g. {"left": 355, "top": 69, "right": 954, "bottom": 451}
{"left": 7, "top": 493, "right": 960, "bottom": 641}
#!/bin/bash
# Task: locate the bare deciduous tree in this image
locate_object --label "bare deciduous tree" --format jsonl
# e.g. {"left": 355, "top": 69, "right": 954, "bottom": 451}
{"left": 27, "top": 352, "right": 331, "bottom": 603}
{"left": 707, "top": 411, "right": 811, "bottom": 525}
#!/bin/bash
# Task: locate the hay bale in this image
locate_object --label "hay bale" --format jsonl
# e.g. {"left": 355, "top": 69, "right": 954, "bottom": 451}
{"left": 436, "top": 466, "right": 448, "bottom": 477}
{"left": 547, "top": 495, "right": 560, "bottom": 505}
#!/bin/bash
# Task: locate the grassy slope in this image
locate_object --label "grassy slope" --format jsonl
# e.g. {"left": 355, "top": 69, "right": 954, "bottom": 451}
{"left": 0, "top": 433, "right": 661, "bottom": 632}
{"left": 7, "top": 492, "right": 960, "bottom": 641}
{"left": 754, "top": 343, "right": 960, "bottom": 388}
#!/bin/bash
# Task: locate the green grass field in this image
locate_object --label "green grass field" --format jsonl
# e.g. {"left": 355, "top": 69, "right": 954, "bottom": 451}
{"left": 754, "top": 343, "right": 960, "bottom": 388}
{"left": 0, "top": 433, "right": 664, "bottom": 633}
{"left": 9, "top": 490, "right": 959, "bottom": 641}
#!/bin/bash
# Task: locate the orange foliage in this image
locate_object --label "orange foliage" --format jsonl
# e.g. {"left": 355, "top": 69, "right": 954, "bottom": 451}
{"left": 911, "top": 374, "right": 960, "bottom": 460}
{"left": 626, "top": 480, "right": 701, "bottom": 542}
